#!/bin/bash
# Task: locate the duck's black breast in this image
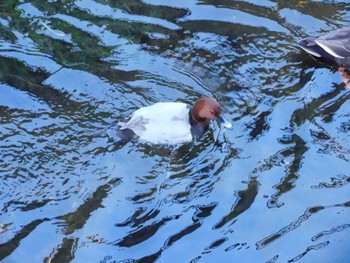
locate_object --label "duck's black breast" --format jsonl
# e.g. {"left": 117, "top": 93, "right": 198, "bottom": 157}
{"left": 188, "top": 106, "right": 209, "bottom": 138}
{"left": 116, "top": 123, "right": 139, "bottom": 142}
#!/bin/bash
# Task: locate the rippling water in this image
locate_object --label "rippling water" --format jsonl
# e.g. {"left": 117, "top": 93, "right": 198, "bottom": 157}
{"left": 0, "top": 0, "right": 350, "bottom": 262}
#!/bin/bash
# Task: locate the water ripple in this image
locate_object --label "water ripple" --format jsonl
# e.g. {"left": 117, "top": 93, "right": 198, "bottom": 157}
{"left": 75, "top": 0, "right": 181, "bottom": 31}
{"left": 0, "top": 0, "right": 349, "bottom": 262}
{"left": 178, "top": 5, "right": 288, "bottom": 33}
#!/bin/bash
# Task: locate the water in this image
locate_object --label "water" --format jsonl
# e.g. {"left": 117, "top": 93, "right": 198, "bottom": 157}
{"left": 0, "top": 0, "right": 349, "bottom": 262}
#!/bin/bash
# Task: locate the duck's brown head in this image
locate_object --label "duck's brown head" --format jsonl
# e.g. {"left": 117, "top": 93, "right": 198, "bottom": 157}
{"left": 191, "top": 97, "right": 232, "bottom": 128}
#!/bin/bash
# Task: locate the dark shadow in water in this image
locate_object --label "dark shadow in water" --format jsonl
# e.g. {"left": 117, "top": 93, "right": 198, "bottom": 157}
{"left": 252, "top": 134, "right": 308, "bottom": 208}
{"left": 256, "top": 200, "right": 350, "bottom": 250}
{"left": 2, "top": 198, "right": 54, "bottom": 213}
{"left": 133, "top": 203, "right": 219, "bottom": 262}
{"left": 0, "top": 57, "right": 93, "bottom": 115}
{"left": 265, "top": 254, "right": 279, "bottom": 263}
{"left": 114, "top": 215, "right": 179, "bottom": 247}
{"left": 213, "top": 177, "right": 259, "bottom": 229}
{"left": 205, "top": 237, "right": 228, "bottom": 251}
{"left": 164, "top": 203, "right": 218, "bottom": 249}
{"left": 44, "top": 238, "right": 78, "bottom": 263}
{"left": 311, "top": 174, "right": 350, "bottom": 189}
{"left": 246, "top": 109, "right": 272, "bottom": 141}
{"left": 0, "top": 218, "right": 50, "bottom": 260}
{"left": 291, "top": 83, "right": 350, "bottom": 127}
{"left": 116, "top": 207, "right": 160, "bottom": 228}
{"left": 312, "top": 223, "right": 350, "bottom": 242}
{"left": 57, "top": 178, "right": 121, "bottom": 235}
{"left": 112, "top": 203, "right": 218, "bottom": 262}
{"left": 287, "top": 241, "right": 330, "bottom": 263}
{"left": 256, "top": 205, "right": 325, "bottom": 250}
{"left": 43, "top": 178, "right": 121, "bottom": 262}
{"left": 165, "top": 222, "right": 202, "bottom": 248}
{"left": 0, "top": 178, "right": 121, "bottom": 262}
{"left": 268, "top": 134, "right": 308, "bottom": 208}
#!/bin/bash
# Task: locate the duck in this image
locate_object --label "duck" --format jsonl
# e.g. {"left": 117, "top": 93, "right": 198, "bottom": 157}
{"left": 297, "top": 27, "right": 350, "bottom": 69}
{"left": 116, "top": 97, "right": 232, "bottom": 144}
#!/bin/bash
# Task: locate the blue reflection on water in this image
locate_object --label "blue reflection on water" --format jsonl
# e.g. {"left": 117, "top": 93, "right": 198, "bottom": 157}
{"left": 0, "top": 0, "right": 349, "bottom": 262}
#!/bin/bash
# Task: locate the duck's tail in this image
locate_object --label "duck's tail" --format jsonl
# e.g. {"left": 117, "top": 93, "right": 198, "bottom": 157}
{"left": 298, "top": 37, "right": 335, "bottom": 61}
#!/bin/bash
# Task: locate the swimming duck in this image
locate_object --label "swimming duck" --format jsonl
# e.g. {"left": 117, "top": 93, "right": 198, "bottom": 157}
{"left": 297, "top": 27, "right": 350, "bottom": 69}
{"left": 116, "top": 97, "right": 232, "bottom": 144}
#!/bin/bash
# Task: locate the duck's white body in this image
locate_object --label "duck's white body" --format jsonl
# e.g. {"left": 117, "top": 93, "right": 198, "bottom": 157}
{"left": 118, "top": 102, "right": 193, "bottom": 144}
{"left": 116, "top": 97, "right": 232, "bottom": 144}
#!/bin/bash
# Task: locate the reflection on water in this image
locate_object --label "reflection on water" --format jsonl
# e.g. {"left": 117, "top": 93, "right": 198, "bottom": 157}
{"left": 0, "top": 0, "right": 349, "bottom": 262}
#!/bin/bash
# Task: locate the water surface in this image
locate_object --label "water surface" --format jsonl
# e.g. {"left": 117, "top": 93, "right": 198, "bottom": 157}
{"left": 0, "top": 0, "right": 349, "bottom": 262}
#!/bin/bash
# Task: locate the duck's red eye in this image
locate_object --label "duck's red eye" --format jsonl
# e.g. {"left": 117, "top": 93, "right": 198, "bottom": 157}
{"left": 210, "top": 110, "right": 215, "bottom": 115}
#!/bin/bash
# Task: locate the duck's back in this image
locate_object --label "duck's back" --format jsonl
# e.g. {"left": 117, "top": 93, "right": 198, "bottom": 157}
{"left": 119, "top": 102, "right": 192, "bottom": 144}
{"left": 316, "top": 27, "right": 350, "bottom": 59}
